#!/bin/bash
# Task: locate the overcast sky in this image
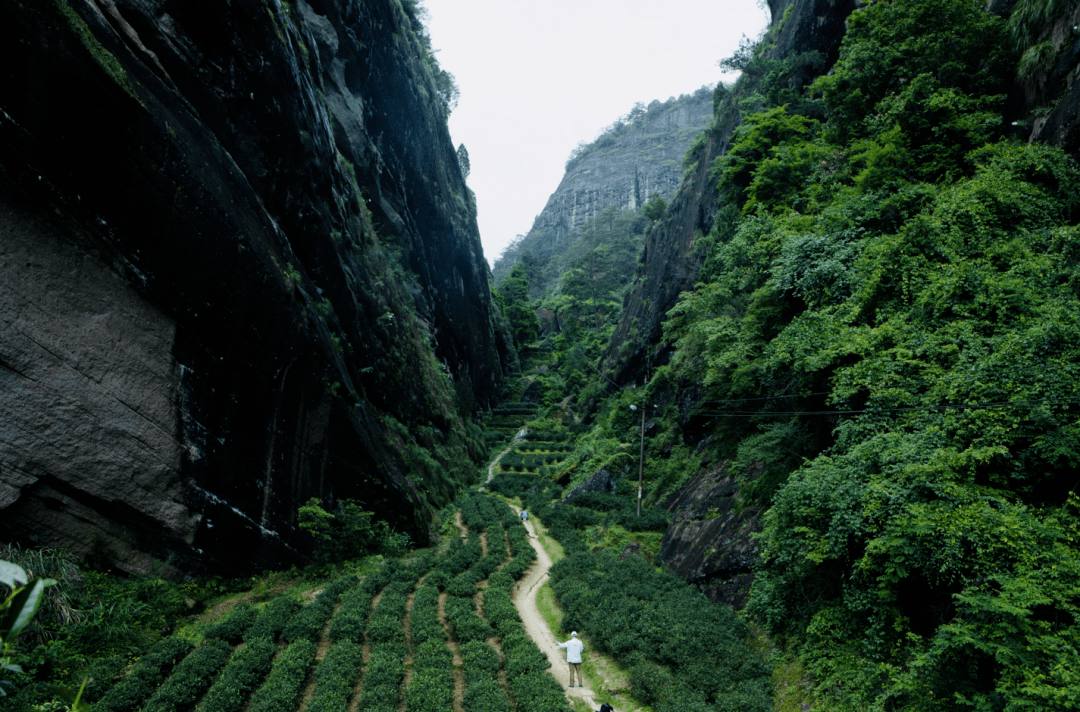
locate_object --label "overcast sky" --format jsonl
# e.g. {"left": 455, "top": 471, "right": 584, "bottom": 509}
{"left": 424, "top": 0, "right": 771, "bottom": 268}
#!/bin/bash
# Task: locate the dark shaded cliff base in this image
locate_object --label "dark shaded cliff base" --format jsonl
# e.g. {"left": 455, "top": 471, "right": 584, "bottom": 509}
{"left": 659, "top": 465, "right": 760, "bottom": 609}
{"left": 0, "top": 0, "right": 511, "bottom": 575}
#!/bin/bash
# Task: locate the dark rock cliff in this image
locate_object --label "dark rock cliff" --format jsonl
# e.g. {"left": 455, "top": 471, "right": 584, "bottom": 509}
{"left": 491, "top": 89, "right": 714, "bottom": 287}
{"left": 599, "top": 0, "right": 858, "bottom": 388}
{"left": 0, "top": 0, "right": 512, "bottom": 576}
{"left": 658, "top": 464, "right": 760, "bottom": 609}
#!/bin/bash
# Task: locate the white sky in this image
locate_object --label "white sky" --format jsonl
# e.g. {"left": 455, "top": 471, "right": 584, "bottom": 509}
{"left": 424, "top": 0, "right": 771, "bottom": 268}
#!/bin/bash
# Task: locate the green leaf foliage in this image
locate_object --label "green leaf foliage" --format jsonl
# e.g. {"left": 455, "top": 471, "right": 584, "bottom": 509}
{"left": 639, "top": 0, "right": 1080, "bottom": 706}
{"left": 200, "top": 637, "right": 277, "bottom": 712}
{"left": 140, "top": 639, "right": 232, "bottom": 712}
{"left": 204, "top": 601, "right": 257, "bottom": 643}
{"left": 281, "top": 575, "right": 357, "bottom": 642}
{"left": 247, "top": 638, "right": 317, "bottom": 712}
{"left": 305, "top": 641, "right": 363, "bottom": 712}
{"left": 94, "top": 636, "right": 194, "bottom": 712}
{"left": 244, "top": 596, "right": 301, "bottom": 643}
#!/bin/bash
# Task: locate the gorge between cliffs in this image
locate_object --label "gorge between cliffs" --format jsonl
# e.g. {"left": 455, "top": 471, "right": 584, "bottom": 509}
{"left": 3, "top": 0, "right": 1080, "bottom": 710}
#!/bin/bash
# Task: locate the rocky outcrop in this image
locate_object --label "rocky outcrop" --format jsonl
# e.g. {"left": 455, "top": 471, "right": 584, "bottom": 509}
{"left": 658, "top": 464, "right": 760, "bottom": 609}
{"left": 492, "top": 89, "right": 713, "bottom": 287}
{"left": 559, "top": 467, "right": 619, "bottom": 503}
{"left": 598, "top": 0, "right": 858, "bottom": 387}
{"left": 0, "top": 0, "right": 511, "bottom": 576}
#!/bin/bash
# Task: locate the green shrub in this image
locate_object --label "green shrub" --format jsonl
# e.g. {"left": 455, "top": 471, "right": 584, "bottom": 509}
{"left": 409, "top": 585, "right": 445, "bottom": 646}
{"left": 281, "top": 575, "right": 357, "bottom": 642}
{"left": 199, "top": 637, "right": 277, "bottom": 712}
{"left": 247, "top": 638, "right": 317, "bottom": 712}
{"left": 96, "top": 636, "right": 194, "bottom": 712}
{"left": 244, "top": 596, "right": 300, "bottom": 642}
{"left": 204, "top": 601, "right": 258, "bottom": 643}
{"left": 79, "top": 655, "right": 126, "bottom": 703}
{"left": 328, "top": 568, "right": 387, "bottom": 643}
{"left": 357, "top": 643, "right": 407, "bottom": 712}
{"left": 304, "top": 640, "right": 363, "bottom": 712}
{"left": 405, "top": 640, "right": 454, "bottom": 712}
{"left": 460, "top": 640, "right": 500, "bottom": 687}
{"left": 141, "top": 639, "right": 233, "bottom": 712}
{"left": 443, "top": 595, "right": 493, "bottom": 643}
{"left": 462, "top": 679, "right": 512, "bottom": 712}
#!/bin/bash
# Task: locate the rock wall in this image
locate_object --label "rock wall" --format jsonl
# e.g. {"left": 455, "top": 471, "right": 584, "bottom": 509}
{"left": 658, "top": 464, "right": 760, "bottom": 609}
{"left": 491, "top": 89, "right": 713, "bottom": 286}
{"left": 0, "top": 0, "right": 512, "bottom": 576}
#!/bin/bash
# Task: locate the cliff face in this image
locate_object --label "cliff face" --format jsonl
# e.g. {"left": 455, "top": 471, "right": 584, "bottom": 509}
{"left": 491, "top": 89, "right": 713, "bottom": 286}
{"left": 600, "top": 0, "right": 858, "bottom": 387}
{"left": 0, "top": 0, "right": 511, "bottom": 576}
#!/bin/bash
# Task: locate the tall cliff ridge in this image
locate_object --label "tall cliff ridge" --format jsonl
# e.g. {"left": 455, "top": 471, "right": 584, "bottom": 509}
{"left": 0, "top": 0, "right": 513, "bottom": 577}
{"left": 600, "top": 0, "right": 857, "bottom": 388}
{"left": 492, "top": 88, "right": 713, "bottom": 286}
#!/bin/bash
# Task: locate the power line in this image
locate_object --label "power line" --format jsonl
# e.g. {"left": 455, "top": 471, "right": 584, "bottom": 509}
{"left": 688, "top": 396, "right": 1080, "bottom": 418}
{"left": 694, "top": 363, "right": 1079, "bottom": 406}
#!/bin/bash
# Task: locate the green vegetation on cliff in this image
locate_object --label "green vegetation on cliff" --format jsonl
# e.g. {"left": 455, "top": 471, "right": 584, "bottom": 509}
{"left": 644, "top": 0, "right": 1080, "bottom": 707}
{"left": 484, "top": 0, "right": 1080, "bottom": 707}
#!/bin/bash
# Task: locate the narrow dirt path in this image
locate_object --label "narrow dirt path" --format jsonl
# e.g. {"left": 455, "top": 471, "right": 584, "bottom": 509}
{"left": 484, "top": 428, "right": 528, "bottom": 483}
{"left": 508, "top": 504, "right": 598, "bottom": 709}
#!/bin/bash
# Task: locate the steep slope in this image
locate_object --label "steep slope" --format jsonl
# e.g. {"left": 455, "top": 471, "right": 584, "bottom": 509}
{"left": 492, "top": 88, "right": 713, "bottom": 291}
{"left": 599, "top": 0, "right": 857, "bottom": 387}
{"left": 0, "top": 0, "right": 513, "bottom": 576}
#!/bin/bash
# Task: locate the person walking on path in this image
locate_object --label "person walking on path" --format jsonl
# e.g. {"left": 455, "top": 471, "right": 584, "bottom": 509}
{"left": 556, "top": 631, "right": 584, "bottom": 688}
{"left": 520, "top": 509, "right": 529, "bottom": 522}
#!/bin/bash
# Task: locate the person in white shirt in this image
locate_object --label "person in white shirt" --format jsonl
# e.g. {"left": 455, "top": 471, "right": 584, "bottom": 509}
{"left": 556, "top": 631, "right": 584, "bottom": 688}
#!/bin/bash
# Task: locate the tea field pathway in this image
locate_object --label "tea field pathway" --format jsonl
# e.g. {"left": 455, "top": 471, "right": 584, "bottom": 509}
{"left": 509, "top": 504, "right": 598, "bottom": 710}
{"left": 484, "top": 428, "right": 527, "bottom": 483}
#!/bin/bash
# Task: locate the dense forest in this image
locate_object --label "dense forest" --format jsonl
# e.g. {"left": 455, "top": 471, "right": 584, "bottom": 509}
{"left": 4, "top": 0, "right": 1080, "bottom": 709}
{"left": 488, "top": 0, "right": 1080, "bottom": 706}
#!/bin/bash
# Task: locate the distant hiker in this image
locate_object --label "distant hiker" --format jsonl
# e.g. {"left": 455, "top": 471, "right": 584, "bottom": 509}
{"left": 520, "top": 509, "right": 529, "bottom": 522}
{"left": 598, "top": 704, "right": 614, "bottom": 712}
{"left": 556, "top": 631, "right": 584, "bottom": 688}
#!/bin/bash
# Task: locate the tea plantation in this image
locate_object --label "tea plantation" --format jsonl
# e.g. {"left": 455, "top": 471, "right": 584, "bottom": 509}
{"left": 66, "top": 492, "right": 570, "bottom": 712}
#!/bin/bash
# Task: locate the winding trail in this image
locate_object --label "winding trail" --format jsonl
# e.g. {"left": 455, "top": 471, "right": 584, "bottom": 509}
{"left": 508, "top": 504, "right": 598, "bottom": 710}
{"left": 485, "top": 427, "right": 527, "bottom": 483}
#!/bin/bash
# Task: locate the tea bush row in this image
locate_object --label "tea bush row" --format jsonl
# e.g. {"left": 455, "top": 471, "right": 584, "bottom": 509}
{"left": 367, "top": 582, "right": 411, "bottom": 645}
{"left": 409, "top": 584, "right": 445, "bottom": 646}
{"left": 516, "top": 443, "right": 572, "bottom": 454}
{"left": 201, "top": 637, "right": 278, "bottom": 712}
{"left": 460, "top": 641, "right": 511, "bottom": 712}
{"left": 522, "top": 430, "right": 570, "bottom": 443}
{"left": 96, "top": 636, "right": 194, "bottom": 712}
{"left": 329, "top": 562, "right": 391, "bottom": 642}
{"left": 405, "top": 639, "right": 454, "bottom": 712}
{"left": 244, "top": 596, "right": 301, "bottom": 642}
{"left": 357, "top": 642, "right": 408, "bottom": 712}
{"left": 248, "top": 638, "right": 317, "bottom": 712}
{"left": 358, "top": 559, "right": 415, "bottom": 712}
{"left": 500, "top": 454, "right": 562, "bottom": 471}
{"left": 303, "top": 640, "right": 363, "bottom": 712}
{"left": 443, "top": 595, "right": 493, "bottom": 643}
{"left": 140, "top": 639, "right": 232, "bottom": 712}
{"left": 204, "top": 602, "right": 257, "bottom": 643}
{"left": 549, "top": 551, "right": 771, "bottom": 711}
{"left": 282, "top": 574, "right": 357, "bottom": 642}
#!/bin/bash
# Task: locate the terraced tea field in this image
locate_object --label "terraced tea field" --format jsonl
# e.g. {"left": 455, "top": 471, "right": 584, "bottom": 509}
{"left": 88, "top": 493, "right": 573, "bottom": 712}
